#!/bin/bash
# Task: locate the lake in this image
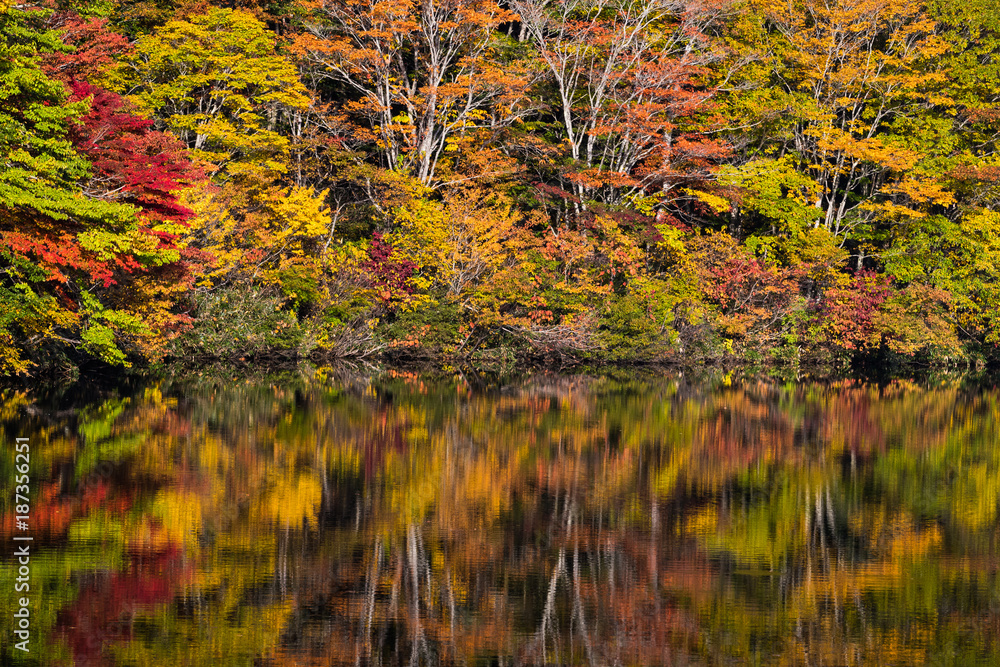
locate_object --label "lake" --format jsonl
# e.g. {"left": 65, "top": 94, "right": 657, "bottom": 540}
{"left": 2, "top": 368, "right": 1000, "bottom": 665}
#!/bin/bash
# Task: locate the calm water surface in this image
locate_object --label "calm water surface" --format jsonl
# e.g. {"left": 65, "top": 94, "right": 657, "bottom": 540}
{"left": 2, "top": 370, "right": 1000, "bottom": 665}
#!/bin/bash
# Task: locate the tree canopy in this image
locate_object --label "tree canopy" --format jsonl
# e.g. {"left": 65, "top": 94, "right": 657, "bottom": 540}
{"left": 4, "top": 0, "right": 1000, "bottom": 373}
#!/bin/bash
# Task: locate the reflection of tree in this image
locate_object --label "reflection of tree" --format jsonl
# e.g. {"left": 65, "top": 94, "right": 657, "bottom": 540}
{"left": 3, "top": 374, "right": 1000, "bottom": 665}
{"left": 679, "top": 382, "right": 1000, "bottom": 665}
{"left": 301, "top": 438, "right": 709, "bottom": 666}
{"left": 56, "top": 545, "right": 187, "bottom": 665}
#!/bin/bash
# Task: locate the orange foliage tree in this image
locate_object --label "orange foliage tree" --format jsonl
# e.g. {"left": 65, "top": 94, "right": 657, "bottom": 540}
{"left": 294, "top": 0, "right": 532, "bottom": 186}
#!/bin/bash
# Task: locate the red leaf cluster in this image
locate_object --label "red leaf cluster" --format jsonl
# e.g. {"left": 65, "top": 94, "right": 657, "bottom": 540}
{"left": 362, "top": 233, "right": 417, "bottom": 303}
{"left": 66, "top": 80, "right": 199, "bottom": 233}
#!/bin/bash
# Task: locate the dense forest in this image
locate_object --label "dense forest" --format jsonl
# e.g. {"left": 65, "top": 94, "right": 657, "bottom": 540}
{"left": 3, "top": 0, "right": 1000, "bottom": 374}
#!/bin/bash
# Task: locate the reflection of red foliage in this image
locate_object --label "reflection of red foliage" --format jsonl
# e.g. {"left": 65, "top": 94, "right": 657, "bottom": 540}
{"left": 0, "top": 475, "right": 187, "bottom": 665}
{"left": 80, "top": 480, "right": 133, "bottom": 515}
{"left": 0, "top": 481, "right": 70, "bottom": 539}
{"left": 57, "top": 544, "right": 188, "bottom": 666}
{"left": 362, "top": 409, "right": 409, "bottom": 479}
{"left": 0, "top": 481, "right": 135, "bottom": 541}
{"left": 827, "top": 384, "right": 887, "bottom": 457}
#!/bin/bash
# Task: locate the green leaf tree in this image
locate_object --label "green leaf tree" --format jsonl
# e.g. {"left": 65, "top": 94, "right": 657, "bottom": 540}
{"left": 1, "top": 6, "right": 138, "bottom": 372}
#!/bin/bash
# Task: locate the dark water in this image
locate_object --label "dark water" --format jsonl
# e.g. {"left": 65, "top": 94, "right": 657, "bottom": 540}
{"left": 2, "top": 369, "right": 1000, "bottom": 665}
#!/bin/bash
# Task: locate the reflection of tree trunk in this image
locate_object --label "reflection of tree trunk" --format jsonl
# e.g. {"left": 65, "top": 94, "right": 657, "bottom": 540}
{"left": 649, "top": 499, "right": 659, "bottom": 603}
{"left": 801, "top": 481, "right": 812, "bottom": 666}
{"left": 407, "top": 523, "right": 429, "bottom": 667}
{"left": 801, "top": 480, "right": 853, "bottom": 661}
{"left": 379, "top": 552, "right": 403, "bottom": 653}
{"left": 815, "top": 486, "right": 825, "bottom": 555}
{"left": 572, "top": 545, "right": 596, "bottom": 667}
{"left": 445, "top": 565, "right": 457, "bottom": 661}
{"left": 538, "top": 548, "right": 565, "bottom": 661}
{"left": 825, "top": 486, "right": 836, "bottom": 545}
{"left": 356, "top": 536, "right": 381, "bottom": 665}
{"left": 856, "top": 588, "right": 870, "bottom": 657}
{"left": 826, "top": 486, "right": 842, "bottom": 626}
{"left": 280, "top": 524, "right": 290, "bottom": 598}
{"left": 804, "top": 482, "right": 812, "bottom": 591}
{"left": 549, "top": 486, "right": 560, "bottom": 545}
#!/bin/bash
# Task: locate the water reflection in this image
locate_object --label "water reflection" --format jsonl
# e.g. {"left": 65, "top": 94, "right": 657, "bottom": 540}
{"left": 2, "top": 371, "right": 1000, "bottom": 665}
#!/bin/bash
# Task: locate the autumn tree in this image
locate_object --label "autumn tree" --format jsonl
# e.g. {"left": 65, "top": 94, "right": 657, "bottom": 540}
{"left": 511, "top": 0, "right": 730, "bottom": 210}
{"left": 294, "top": 0, "right": 531, "bottom": 186}
{"left": 718, "top": 0, "right": 950, "bottom": 253}
{"left": 0, "top": 5, "right": 197, "bottom": 372}
{"left": 703, "top": 0, "right": 987, "bottom": 358}
{"left": 116, "top": 7, "right": 311, "bottom": 177}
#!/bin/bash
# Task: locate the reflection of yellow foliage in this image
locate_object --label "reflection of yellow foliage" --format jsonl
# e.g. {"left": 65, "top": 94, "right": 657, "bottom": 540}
{"left": 114, "top": 598, "right": 295, "bottom": 666}
{"left": 888, "top": 521, "right": 942, "bottom": 561}
{"left": 653, "top": 446, "right": 690, "bottom": 498}
{"left": 0, "top": 390, "right": 31, "bottom": 421}
{"left": 256, "top": 474, "right": 322, "bottom": 529}
{"left": 849, "top": 510, "right": 943, "bottom": 560}
{"left": 150, "top": 489, "right": 206, "bottom": 547}
{"left": 952, "top": 463, "right": 1000, "bottom": 531}
{"left": 684, "top": 504, "right": 718, "bottom": 537}
{"left": 142, "top": 385, "right": 175, "bottom": 409}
